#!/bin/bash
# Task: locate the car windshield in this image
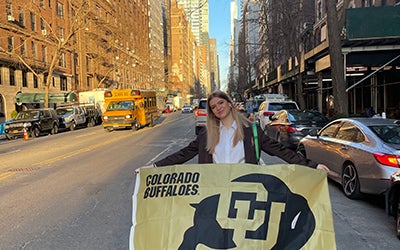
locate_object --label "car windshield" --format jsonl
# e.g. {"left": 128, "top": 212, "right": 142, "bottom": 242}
{"left": 288, "top": 111, "right": 329, "bottom": 123}
{"left": 107, "top": 101, "right": 134, "bottom": 111}
{"left": 56, "top": 108, "right": 73, "bottom": 115}
{"left": 269, "top": 103, "right": 297, "bottom": 111}
{"left": 198, "top": 101, "right": 207, "bottom": 109}
{"left": 15, "top": 111, "right": 40, "bottom": 120}
{"left": 369, "top": 125, "right": 400, "bottom": 144}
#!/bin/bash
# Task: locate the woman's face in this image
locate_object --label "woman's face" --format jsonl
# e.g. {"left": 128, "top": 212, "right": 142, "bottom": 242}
{"left": 209, "top": 97, "right": 231, "bottom": 120}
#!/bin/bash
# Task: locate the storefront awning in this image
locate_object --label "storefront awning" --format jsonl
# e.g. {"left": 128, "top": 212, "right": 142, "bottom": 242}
{"left": 15, "top": 92, "right": 78, "bottom": 105}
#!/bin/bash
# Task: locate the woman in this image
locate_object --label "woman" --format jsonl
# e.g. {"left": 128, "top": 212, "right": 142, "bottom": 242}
{"left": 138, "top": 90, "right": 330, "bottom": 172}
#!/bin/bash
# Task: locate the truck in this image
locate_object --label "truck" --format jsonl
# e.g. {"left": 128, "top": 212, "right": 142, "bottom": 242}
{"left": 78, "top": 89, "right": 108, "bottom": 114}
{"left": 168, "top": 96, "right": 185, "bottom": 110}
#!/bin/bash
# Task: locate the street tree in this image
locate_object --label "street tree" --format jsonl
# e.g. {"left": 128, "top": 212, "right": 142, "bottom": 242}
{"left": 326, "top": 0, "right": 350, "bottom": 116}
{"left": 255, "top": 0, "right": 315, "bottom": 109}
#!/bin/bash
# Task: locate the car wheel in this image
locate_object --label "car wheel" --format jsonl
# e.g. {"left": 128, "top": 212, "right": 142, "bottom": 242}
{"left": 51, "top": 124, "right": 59, "bottom": 134}
{"left": 342, "top": 163, "right": 361, "bottom": 199}
{"left": 296, "top": 144, "right": 306, "bottom": 159}
{"left": 70, "top": 121, "right": 76, "bottom": 131}
{"left": 31, "top": 126, "right": 40, "bottom": 138}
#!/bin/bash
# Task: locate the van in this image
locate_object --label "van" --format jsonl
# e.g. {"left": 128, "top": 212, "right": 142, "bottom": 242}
{"left": 257, "top": 94, "right": 299, "bottom": 130}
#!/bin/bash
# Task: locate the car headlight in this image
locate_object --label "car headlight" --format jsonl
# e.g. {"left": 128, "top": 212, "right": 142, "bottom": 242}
{"left": 125, "top": 114, "right": 132, "bottom": 119}
{"left": 23, "top": 122, "right": 31, "bottom": 128}
{"left": 103, "top": 116, "right": 108, "bottom": 120}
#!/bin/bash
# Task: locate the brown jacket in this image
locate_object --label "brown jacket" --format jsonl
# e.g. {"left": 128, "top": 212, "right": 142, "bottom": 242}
{"left": 155, "top": 125, "right": 317, "bottom": 168}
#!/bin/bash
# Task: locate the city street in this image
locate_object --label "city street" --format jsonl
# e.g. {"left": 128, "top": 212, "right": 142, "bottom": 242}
{"left": 0, "top": 112, "right": 399, "bottom": 249}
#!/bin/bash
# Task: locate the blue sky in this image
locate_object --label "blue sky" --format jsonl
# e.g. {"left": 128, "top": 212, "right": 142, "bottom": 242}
{"left": 209, "top": 0, "right": 233, "bottom": 90}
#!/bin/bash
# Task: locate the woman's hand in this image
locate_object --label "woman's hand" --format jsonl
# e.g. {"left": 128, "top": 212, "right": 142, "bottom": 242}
{"left": 134, "top": 164, "right": 156, "bottom": 174}
{"left": 316, "top": 164, "right": 339, "bottom": 178}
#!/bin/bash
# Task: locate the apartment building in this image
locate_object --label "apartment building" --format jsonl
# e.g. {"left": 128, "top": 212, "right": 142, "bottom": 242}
{"left": 0, "top": 0, "right": 152, "bottom": 120}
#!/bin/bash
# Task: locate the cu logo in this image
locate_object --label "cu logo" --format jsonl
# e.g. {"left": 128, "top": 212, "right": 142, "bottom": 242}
{"left": 178, "top": 174, "right": 316, "bottom": 249}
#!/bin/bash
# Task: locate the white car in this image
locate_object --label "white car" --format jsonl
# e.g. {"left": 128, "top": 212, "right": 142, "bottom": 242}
{"left": 258, "top": 99, "right": 299, "bottom": 130}
{"left": 181, "top": 104, "right": 193, "bottom": 113}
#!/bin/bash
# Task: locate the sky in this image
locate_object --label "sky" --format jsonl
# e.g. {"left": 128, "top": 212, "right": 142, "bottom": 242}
{"left": 209, "top": 0, "right": 233, "bottom": 90}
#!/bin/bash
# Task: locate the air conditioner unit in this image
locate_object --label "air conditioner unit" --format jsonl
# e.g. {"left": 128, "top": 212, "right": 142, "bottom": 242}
{"left": 7, "top": 15, "right": 15, "bottom": 21}
{"left": 41, "top": 29, "right": 47, "bottom": 36}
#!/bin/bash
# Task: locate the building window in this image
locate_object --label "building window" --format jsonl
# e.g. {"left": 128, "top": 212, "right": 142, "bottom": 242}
{"left": 6, "top": 0, "right": 13, "bottom": 17}
{"left": 9, "top": 68, "right": 15, "bottom": 86}
{"left": 7, "top": 36, "right": 14, "bottom": 52}
{"left": 30, "top": 12, "right": 36, "bottom": 31}
{"left": 52, "top": 77, "right": 55, "bottom": 87}
{"left": 59, "top": 27, "right": 64, "bottom": 40}
{"left": 33, "top": 75, "right": 38, "bottom": 88}
{"left": 317, "top": 1, "right": 322, "bottom": 20}
{"left": 48, "top": 0, "right": 51, "bottom": 8}
{"left": 60, "top": 76, "right": 67, "bottom": 91}
{"left": 40, "top": 0, "right": 45, "bottom": 8}
{"left": 20, "top": 38, "right": 26, "bottom": 56}
{"left": 42, "top": 45, "right": 47, "bottom": 62}
{"left": 58, "top": 52, "right": 66, "bottom": 67}
{"left": 56, "top": 2, "right": 64, "bottom": 18}
{"left": 87, "top": 76, "right": 91, "bottom": 87}
{"left": 19, "top": 12, "right": 25, "bottom": 27}
{"left": 40, "top": 18, "right": 46, "bottom": 31}
{"left": 22, "top": 70, "right": 28, "bottom": 87}
{"left": 86, "top": 56, "right": 90, "bottom": 72}
{"left": 32, "top": 41, "right": 37, "bottom": 59}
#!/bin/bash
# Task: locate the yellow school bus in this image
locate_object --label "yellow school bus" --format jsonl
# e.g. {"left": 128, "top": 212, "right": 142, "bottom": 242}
{"left": 102, "top": 89, "right": 158, "bottom": 131}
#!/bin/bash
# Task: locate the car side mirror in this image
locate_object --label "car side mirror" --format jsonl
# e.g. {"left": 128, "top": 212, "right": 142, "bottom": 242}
{"left": 308, "top": 128, "right": 319, "bottom": 136}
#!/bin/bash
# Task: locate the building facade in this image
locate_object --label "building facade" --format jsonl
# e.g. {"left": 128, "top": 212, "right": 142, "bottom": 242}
{"left": 0, "top": 0, "right": 153, "bottom": 120}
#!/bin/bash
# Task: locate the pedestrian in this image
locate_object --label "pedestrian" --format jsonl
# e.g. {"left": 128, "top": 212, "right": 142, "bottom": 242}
{"left": 245, "top": 97, "right": 256, "bottom": 118}
{"left": 136, "top": 90, "right": 331, "bottom": 173}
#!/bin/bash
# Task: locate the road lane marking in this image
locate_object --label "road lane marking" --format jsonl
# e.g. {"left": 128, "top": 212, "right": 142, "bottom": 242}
{"left": 0, "top": 172, "right": 15, "bottom": 181}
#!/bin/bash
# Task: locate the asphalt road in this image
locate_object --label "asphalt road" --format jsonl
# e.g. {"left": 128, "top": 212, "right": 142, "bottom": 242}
{"left": 0, "top": 112, "right": 399, "bottom": 249}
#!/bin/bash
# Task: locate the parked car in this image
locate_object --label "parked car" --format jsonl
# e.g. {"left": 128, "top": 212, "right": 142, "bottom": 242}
{"left": 81, "top": 103, "right": 102, "bottom": 126}
{"left": 265, "top": 109, "right": 330, "bottom": 149}
{"left": 165, "top": 102, "right": 177, "bottom": 112}
{"left": 257, "top": 96, "right": 299, "bottom": 130}
{"left": 56, "top": 106, "right": 87, "bottom": 131}
{"left": 4, "top": 108, "right": 59, "bottom": 139}
{"left": 181, "top": 104, "right": 193, "bottom": 113}
{"left": 297, "top": 118, "right": 400, "bottom": 199}
{"left": 195, "top": 99, "right": 207, "bottom": 135}
{"left": 386, "top": 169, "right": 400, "bottom": 239}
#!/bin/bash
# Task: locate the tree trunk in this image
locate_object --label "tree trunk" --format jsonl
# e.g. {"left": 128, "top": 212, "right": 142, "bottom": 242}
{"left": 325, "top": 1, "right": 348, "bottom": 116}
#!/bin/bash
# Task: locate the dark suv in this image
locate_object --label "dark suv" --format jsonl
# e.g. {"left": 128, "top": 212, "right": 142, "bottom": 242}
{"left": 4, "top": 108, "right": 59, "bottom": 139}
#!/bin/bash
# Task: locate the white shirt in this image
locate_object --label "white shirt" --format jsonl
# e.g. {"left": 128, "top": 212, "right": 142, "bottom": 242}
{"left": 213, "top": 121, "right": 245, "bottom": 163}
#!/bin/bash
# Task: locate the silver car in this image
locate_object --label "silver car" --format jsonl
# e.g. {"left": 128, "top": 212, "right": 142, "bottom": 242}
{"left": 297, "top": 118, "right": 400, "bottom": 199}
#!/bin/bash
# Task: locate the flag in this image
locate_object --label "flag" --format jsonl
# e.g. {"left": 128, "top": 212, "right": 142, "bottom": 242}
{"left": 130, "top": 163, "right": 336, "bottom": 249}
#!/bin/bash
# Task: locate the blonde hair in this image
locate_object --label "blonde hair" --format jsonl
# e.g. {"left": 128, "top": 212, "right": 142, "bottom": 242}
{"left": 206, "top": 90, "right": 250, "bottom": 154}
